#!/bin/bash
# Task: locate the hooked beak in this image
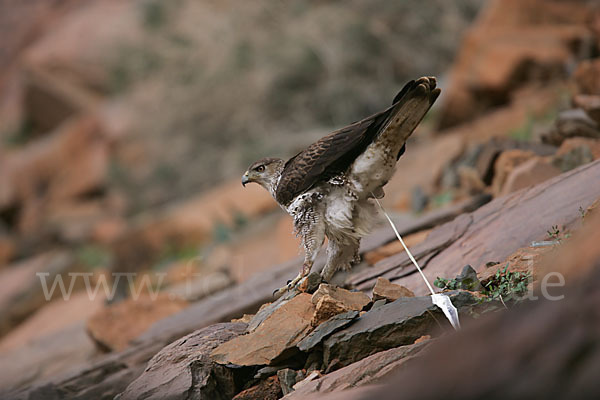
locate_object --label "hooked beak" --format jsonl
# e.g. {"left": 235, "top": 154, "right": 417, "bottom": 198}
{"left": 241, "top": 172, "right": 250, "bottom": 187}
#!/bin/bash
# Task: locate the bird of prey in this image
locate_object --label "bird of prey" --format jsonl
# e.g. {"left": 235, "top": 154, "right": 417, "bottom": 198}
{"left": 242, "top": 77, "right": 440, "bottom": 294}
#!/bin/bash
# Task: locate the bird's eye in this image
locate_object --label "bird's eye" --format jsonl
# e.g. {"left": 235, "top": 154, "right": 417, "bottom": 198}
{"left": 256, "top": 165, "right": 265, "bottom": 172}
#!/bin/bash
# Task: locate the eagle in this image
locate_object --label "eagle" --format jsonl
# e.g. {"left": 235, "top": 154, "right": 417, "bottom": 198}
{"left": 242, "top": 77, "right": 440, "bottom": 294}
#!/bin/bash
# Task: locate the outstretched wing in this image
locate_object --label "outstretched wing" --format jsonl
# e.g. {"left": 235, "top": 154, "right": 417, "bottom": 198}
{"left": 275, "top": 108, "right": 394, "bottom": 206}
{"left": 275, "top": 78, "right": 438, "bottom": 206}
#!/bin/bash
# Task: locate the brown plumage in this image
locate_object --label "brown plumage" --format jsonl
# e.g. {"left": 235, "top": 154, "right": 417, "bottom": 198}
{"left": 275, "top": 80, "right": 437, "bottom": 206}
{"left": 242, "top": 77, "right": 441, "bottom": 294}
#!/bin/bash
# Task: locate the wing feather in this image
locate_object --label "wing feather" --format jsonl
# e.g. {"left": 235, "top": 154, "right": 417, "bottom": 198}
{"left": 275, "top": 78, "right": 438, "bottom": 205}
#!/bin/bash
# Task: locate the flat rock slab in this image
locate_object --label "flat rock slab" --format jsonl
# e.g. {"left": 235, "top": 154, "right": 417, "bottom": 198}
{"left": 323, "top": 291, "right": 476, "bottom": 370}
{"left": 211, "top": 293, "right": 316, "bottom": 366}
{"left": 0, "top": 321, "right": 98, "bottom": 394}
{"left": 0, "top": 251, "right": 76, "bottom": 337}
{"left": 247, "top": 290, "right": 298, "bottom": 332}
{"left": 359, "top": 194, "right": 491, "bottom": 252}
{"left": 118, "top": 322, "right": 247, "bottom": 400}
{"left": 6, "top": 338, "right": 167, "bottom": 400}
{"left": 402, "top": 160, "right": 600, "bottom": 295}
{"left": 350, "top": 160, "right": 600, "bottom": 295}
{"left": 298, "top": 310, "right": 359, "bottom": 352}
{"left": 87, "top": 294, "right": 188, "bottom": 352}
{"left": 349, "top": 212, "right": 472, "bottom": 290}
{"left": 286, "top": 341, "right": 429, "bottom": 399}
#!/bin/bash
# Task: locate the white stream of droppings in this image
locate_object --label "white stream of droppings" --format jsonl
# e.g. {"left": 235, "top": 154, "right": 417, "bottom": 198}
{"left": 373, "top": 195, "right": 461, "bottom": 331}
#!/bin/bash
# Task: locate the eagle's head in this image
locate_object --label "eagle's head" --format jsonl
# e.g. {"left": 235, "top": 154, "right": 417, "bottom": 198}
{"left": 242, "top": 157, "right": 285, "bottom": 194}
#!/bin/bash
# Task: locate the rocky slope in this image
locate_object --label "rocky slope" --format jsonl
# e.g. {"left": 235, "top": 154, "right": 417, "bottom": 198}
{"left": 0, "top": 0, "right": 486, "bottom": 345}
{"left": 2, "top": 0, "right": 600, "bottom": 399}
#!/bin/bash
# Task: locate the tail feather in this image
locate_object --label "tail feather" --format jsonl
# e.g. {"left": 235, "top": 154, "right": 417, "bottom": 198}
{"left": 382, "top": 76, "right": 441, "bottom": 144}
{"left": 392, "top": 76, "right": 440, "bottom": 107}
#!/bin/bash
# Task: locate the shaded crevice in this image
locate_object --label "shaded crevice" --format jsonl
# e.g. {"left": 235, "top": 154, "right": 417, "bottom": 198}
{"left": 0, "top": 203, "right": 22, "bottom": 230}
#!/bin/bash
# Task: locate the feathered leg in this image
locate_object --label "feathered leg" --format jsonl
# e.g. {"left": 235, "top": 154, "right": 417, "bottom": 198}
{"left": 321, "top": 235, "right": 360, "bottom": 282}
{"left": 275, "top": 218, "right": 325, "bottom": 295}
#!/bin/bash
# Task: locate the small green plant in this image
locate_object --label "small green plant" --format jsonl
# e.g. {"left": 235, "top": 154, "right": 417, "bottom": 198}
{"left": 141, "top": 0, "right": 167, "bottom": 30}
{"left": 76, "top": 245, "right": 113, "bottom": 269}
{"left": 546, "top": 224, "right": 572, "bottom": 242}
{"left": 483, "top": 264, "right": 531, "bottom": 302}
{"left": 435, "top": 263, "right": 532, "bottom": 305}
{"left": 151, "top": 243, "right": 200, "bottom": 271}
{"left": 546, "top": 225, "right": 561, "bottom": 240}
{"left": 433, "top": 276, "right": 458, "bottom": 290}
{"left": 212, "top": 221, "right": 232, "bottom": 243}
{"left": 4, "top": 119, "right": 34, "bottom": 147}
{"left": 579, "top": 206, "right": 588, "bottom": 220}
{"left": 232, "top": 211, "right": 249, "bottom": 229}
{"left": 430, "top": 190, "right": 454, "bottom": 208}
{"left": 508, "top": 117, "right": 534, "bottom": 142}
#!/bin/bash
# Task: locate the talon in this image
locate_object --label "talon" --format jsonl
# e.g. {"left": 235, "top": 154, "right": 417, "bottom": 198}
{"left": 287, "top": 279, "right": 292, "bottom": 285}
{"left": 274, "top": 280, "right": 295, "bottom": 296}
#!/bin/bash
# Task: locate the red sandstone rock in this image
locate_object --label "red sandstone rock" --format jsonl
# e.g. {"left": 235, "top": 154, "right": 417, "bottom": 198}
{"left": 311, "top": 295, "right": 352, "bottom": 327}
{"left": 86, "top": 294, "right": 188, "bottom": 352}
{"left": 211, "top": 293, "right": 316, "bottom": 366}
{"left": 573, "top": 94, "right": 600, "bottom": 125}
{"left": 491, "top": 149, "right": 537, "bottom": 196}
{"left": 0, "top": 235, "right": 15, "bottom": 267}
{"left": 556, "top": 137, "right": 600, "bottom": 160}
{"left": 0, "top": 291, "right": 104, "bottom": 353}
{"left": 372, "top": 277, "right": 415, "bottom": 302}
{"left": 574, "top": 59, "right": 600, "bottom": 96}
{"left": 438, "top": 0, "right": 593, "bottom": 128}
{"left": 0, "top": 115, "right": 108, "bottom": 236}
{"left": 499, "top": 157, "right": 561, "bottom": 196}
{"left": 233, "top": 376, "right": 282, "bottom": 400}
{"left": 311, "top": 284, "right": 371, "bottom": 312}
